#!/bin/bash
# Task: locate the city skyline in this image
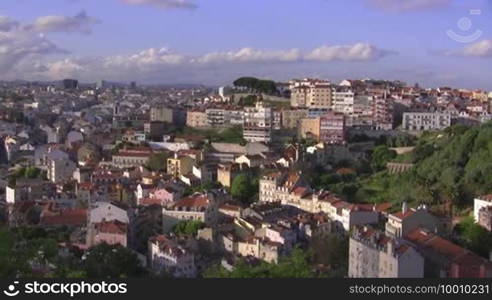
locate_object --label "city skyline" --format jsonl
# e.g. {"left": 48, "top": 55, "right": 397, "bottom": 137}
{"left": 0, "top": 0, "right": 491, "bottom": 89}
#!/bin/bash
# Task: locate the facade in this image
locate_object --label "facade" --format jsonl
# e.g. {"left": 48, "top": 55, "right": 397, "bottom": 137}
{"left": 162, "top": 193, "right": 223, "bottom": 232}
{"left": 474, "top": 195, "right": 492, "bottom": 224}
{"left": 281, "top": 109, "right": 308, "bottom": 129}
{"left": 150, "top": 106, "right": 186, "bottom": 124}
{"left": 348, "top": 226, "right": 424, "bottom": 278}
{"left": 89, "top": 220, "right": 128, "bottom": 247}
{"left": 167, "top": 154, "right": 195, "bottom": 178}
{"left": 298, "top": 118, "right": 320, "bottom": 141}
{"left": 48, "top": 157, "right": 76, "bottom": 183}
{"left": 402, "top": 112, "right": 451, "bottom": 131}
{"left": 385, "top": 203, "right": 439, "bottom": 238}
{"left": 319, "top": 111, "right": 346, "bottom": 145}
{"left": 405, "top": 228, "right": 492, "bottom": 278}
{"left": 148, "top": 235, "right": 197, "bottom": 278}
{"left": 112, "top": 148, "right": 153, "bottom": 168}
{"left": 243, "top": 102, "right": 273, "bottom": 143}
{"left": 290, "top": 79, "right": 332, "bottom": 109}
{"left": 332, "top": 88, "right": 355, "bottom": 115}
{"left": 373, "top": 97, "right": 394, "bottom": 130}
{"left": 186, "top": 110, "right": 208, "bottom": 128}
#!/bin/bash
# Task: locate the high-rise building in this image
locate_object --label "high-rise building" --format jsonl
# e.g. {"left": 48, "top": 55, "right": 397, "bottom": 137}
{"left": 243, "top": 102, "right": 273, "bottom": 143}
{"left": 320, "top": 111, "right": 346, "bottom": 145}
{"left": 62, "top": 79, "right": 79, "bottom": 89}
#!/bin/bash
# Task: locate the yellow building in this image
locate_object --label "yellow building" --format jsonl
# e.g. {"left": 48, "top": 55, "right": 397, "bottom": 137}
{"left": 298, "top": 118, "right": 320, "bottom": 141}
{"left": 167, "top": 154, "right": 195, "bottom": 178}
{"left": 186, "top": 110, "right": 208, "bottom": 128}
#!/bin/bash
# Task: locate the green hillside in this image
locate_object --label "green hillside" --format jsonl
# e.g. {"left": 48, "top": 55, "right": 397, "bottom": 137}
{"left": 359, "top": 122, "right": 492, "bottom": 212}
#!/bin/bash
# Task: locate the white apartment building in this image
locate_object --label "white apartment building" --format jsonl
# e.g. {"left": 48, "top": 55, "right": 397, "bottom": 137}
{"left": 348, "top": 226, "right": 424, "bottom": 278}
{"left": 243, "top": 102, "right": 273, "bottom": 143}
{"left": 402, "top": 112, "right": 451, "bottom": 131}
{"left": 148, "top": 235, "right": 197, "bottom": 278}
{"left": 48, "top": 157, "right": 77, "bottom": 183}
{"left": 332, "top": 88, "right": 355, "bottom": 115}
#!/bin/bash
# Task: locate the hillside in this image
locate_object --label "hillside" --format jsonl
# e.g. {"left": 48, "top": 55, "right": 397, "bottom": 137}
{"left": 358, "top": 122, "right": 492, "bottom": 212}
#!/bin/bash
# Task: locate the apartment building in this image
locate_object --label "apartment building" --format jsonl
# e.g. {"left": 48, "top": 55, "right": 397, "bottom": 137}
{"left": 148, "top": 235, "right": 197, "bottom": 278}
{"left": 348, "top": 226, "right": 424, "bottom": 278}
{"left": 290, "top": 79, "right": 332, "bottom": 109}
{"left": 402, "top": 112, "right": 451, "bottom": 131}
{"left": 243, "top": 102, "right": 273, "bottom": 143}
{"left": 320, "top": 111, "right": 346, "bottom": 145}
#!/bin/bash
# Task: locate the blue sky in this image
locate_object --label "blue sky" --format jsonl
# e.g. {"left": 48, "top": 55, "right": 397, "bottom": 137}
{"left": 0, "top": 0, "right": 491, "bottom": 88}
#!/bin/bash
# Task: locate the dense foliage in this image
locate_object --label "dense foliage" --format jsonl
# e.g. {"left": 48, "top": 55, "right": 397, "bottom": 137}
{"left": 359, "top": 123, "right": 492, "bottom": 209}
{"left": 230, "top": 174, "right": 259, "bottom": 205}
{"left": 172, "top": 220, "right": 204, "bottom": 236}
{"left": 233, "top": 77, "right": 277, "bottom": 95}
{"left": 203, "top": 248, "right": 317, "bottom": 278}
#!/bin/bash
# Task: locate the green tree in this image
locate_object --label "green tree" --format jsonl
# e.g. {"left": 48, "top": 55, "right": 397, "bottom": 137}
{"left": 230, "top": 174, "right": 257, "bottom": 205}
{"left": 371, "top": 145, "right": 397, "bottom": 172}
{"left": 147, "top": 152, "right": 169, "bottom": 171}
{"left": 84, "top": 244, "right": 144, "bottom": 278}
{"left": 172, "top": 220, "right": 204, "bottom": 236}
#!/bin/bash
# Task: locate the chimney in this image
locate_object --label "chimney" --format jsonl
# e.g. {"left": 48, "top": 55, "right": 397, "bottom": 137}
{"left": 402, "top": 201, "right": 408, "bottom": 214}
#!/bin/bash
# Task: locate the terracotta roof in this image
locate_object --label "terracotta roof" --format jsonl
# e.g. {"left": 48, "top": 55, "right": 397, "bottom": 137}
{"left": 406, "top": 228, "right": 492, "bottom": 267}
{"left": 95, "top": 220, "right": 127, "bottom": 235}
{"left": 392, "top": 209, "right": 416, "bottom": 220}
{"left": 41, "top": 209, "right": 87, "bottom": 227}
{"left": 172, "top": 194, "right": 209, "bottom": 209}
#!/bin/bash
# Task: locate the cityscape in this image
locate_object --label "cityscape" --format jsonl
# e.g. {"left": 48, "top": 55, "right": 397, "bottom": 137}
{"left": 0, "top": 0, "right": 492, "bottom": 282}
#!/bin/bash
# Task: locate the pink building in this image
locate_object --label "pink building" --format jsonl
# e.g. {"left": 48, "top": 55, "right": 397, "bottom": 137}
{"left": 91, "top": 220, "right": 128, "bottom": 247}
{"left": 320, "top": 111, "right": 346, "bottom": 145}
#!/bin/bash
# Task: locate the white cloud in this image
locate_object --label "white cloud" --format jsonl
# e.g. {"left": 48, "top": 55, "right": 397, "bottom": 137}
{"left": 120, "top": 0, "right": 197, "bottom": 10}
{"left": 0, "top": 29, "right": 67, "bottom": 74}
{"left": 194, "top": 48, "right": 302, "bottom": 64}
{"left": 463, "top": 40, "right": 492, "bottom": 57}
{"left": 439, "top": 40, "right": 492, "bottom": 58}
{"left": 366, "top": 0, "right": 451, "bottom": 12}
{"left": 26, "top": 11, "right": 100, "bottom": 34}
{"left": 30, "top": 43, "right": 394, "bottom": 82}
{"left": 305, "top": 43, "right": 395, "bottom": 61}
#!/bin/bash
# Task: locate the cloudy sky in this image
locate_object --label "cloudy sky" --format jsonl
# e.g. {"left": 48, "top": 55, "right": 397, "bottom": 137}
{"left": 0, "top": 0, "right": 491, "bottom": 88}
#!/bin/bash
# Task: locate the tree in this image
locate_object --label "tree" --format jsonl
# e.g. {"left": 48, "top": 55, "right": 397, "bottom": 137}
{"left": 172, "top": 220, "right": 204, "bottom": 236}
{"left": 230, "top": 174, "right": 257, "bottom": 205}
{"left": 204, "top": 248, "right": 315, "bottom": 278}
{"left": 371, "top": 145, "right": 397, "bottom": 172}
{"left": 83, "top": 244, "right": 144, "bottom": 278}
{"left": 147, "top": 152, "right": 169, "bottom": 171}
{"left": 455, "top": 217, "right": 492, "bottom": 258}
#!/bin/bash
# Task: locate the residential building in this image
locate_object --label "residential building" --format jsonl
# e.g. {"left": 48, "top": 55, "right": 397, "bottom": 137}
{"left": 148, "top": 235, "right": 197, "bottom": 278}
{"left": 162, "top": 192, "right": 224, "bottom": 232}
{"left": 281, "top": 109, "right": 308, "bottom": 129}
{"left": 402, "top": 112, "right": 451, "bottom": 131}
{"left": 88, "top": 220, "right": 128, "bottom": 247}
{"left": 385, "top": 203, "right": 440, "bottom": 238}
{"left": 319, "top": 111, "right": 346, "bottom": 145}
{"left": 405, "top": 228, "right": 492, "bottom": 278}
{"left": 167, "top": 153, "right": 195, "bottom": 178}
{"left": 348, "top": 226, "right": 424, "bottom": 278}
{"left": 112, "top": 147, "right": 153, "bottom": 168}
{"left": 186, "top": 109, "right": 208, "bottom": 128}
{"left": 290, "top": 79, "right": 332, "bottom": 109}
{"left": 243, "top": 102, "right": 273, "bottom": 143}
{"left": 474, "top": 195, "right": 492, "bottom": 223}
{"left": 298, "top": 117, "right": 320, "bottom": 141}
